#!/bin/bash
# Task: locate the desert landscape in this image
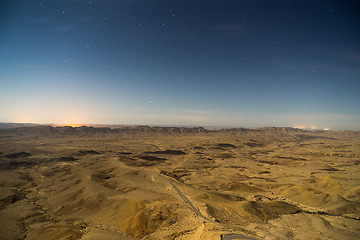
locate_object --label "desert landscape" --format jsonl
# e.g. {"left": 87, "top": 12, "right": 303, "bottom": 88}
{"left": 2, "top": 1, "right": 360, "bottom": 239}
{"left": 0, "top": 125, "right": 359, "bottom": 240}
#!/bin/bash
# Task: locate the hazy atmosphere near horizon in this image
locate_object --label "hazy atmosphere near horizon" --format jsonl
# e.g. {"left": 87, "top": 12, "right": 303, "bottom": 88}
{"left": 1, "top": 0, "right": 359, "bottom": 130}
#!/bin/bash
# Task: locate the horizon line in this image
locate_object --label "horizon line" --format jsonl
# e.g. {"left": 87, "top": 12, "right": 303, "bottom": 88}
{"left": 1, "top": 122, "right": 359, "bottom": 131}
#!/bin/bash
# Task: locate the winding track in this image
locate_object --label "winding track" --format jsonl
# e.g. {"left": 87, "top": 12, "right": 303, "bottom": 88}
{"left": 221, "top": 233, "right": 261, "bottom": 240}
{"left": 130, "top": 142, "right": 261, "bottom": 240}
{"left": 160, "top": 174, "right": 261, "bottom": 240}
{"left": 159, "top": 174, "right": 217, "bottom": 223}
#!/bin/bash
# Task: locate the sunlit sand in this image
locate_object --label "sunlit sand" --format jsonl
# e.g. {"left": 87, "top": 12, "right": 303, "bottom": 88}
{"left": 0, "top": 125, "right": 359, "bottom": 239}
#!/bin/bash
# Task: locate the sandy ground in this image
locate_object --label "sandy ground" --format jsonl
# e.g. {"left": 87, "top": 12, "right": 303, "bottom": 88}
{"left": 0, "top": 127, "right": 359, "bottom": 239}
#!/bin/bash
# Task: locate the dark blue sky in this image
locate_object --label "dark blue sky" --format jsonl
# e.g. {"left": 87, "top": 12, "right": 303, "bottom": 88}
{"left": 1, "top": 0, "right": 360, "bottom": 129}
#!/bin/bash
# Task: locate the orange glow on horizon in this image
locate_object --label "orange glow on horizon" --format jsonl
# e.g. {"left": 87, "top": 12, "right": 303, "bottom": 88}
{"left": 53, "top": 123, "right": 86, "bottom": 128}
{"left": 54, "top": 116, "right": 88, "bottom": 128}
{"left": 294, "top": 125, "right": 306, "bottom": 129}
{"left": 65, "top": 124, "right": 84, "bottom": 127}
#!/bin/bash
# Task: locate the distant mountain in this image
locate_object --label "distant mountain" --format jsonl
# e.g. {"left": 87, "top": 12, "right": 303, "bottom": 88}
{"left": 0, "top": 125, "right": 211, "bottom": 135}
{"left": 0, "top": 122, "right": 44, "bottom": 129}
{"left": 1, "top": 124, "right": 357, "bottom": 136}
{"left": 255, "top": 127, "right": 306, "bottom": 133}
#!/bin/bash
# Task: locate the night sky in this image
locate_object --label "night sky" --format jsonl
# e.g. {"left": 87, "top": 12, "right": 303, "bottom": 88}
{"left": 1, "top": 0, "right": 360, "bottom": 129}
